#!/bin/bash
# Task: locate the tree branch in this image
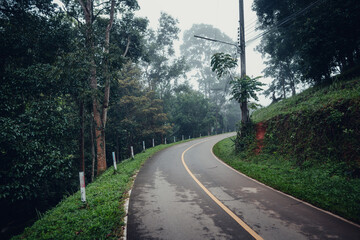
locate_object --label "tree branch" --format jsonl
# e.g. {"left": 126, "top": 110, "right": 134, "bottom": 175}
{"left": 77, "top": 0, "right": 88, "bottom": 16}
{"left": 122, "top": 36, "right": 131, "bottom": 57}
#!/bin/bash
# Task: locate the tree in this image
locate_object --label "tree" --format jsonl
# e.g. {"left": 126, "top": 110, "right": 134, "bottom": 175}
{"left": 181, "top": 24, "right": 238, "bottom": 132}
{"left": 253, "top": 0, "right": 360, "bottom": 84}
{"left": 181, "top": 24, "right": 234, "bottom": 98}
{"left": 165, "top": 84, "right": 216, "bottom": 137}
{"left": 62, "top": 0, "right": 140, "bottom": 175}
{"left": 106, "top": 62, "right": 171, "bottom": 159}
{"left": 211, "top": 53, "right": 264, "bottom": 124}
{"left": 0, "top": 1, "right": 81, "bottom": 236}
{"left": 142, "top": 12, "right": 188, "bottom": 99}
{"left": 256, "top": 30, "right": 301, "bottom": 100}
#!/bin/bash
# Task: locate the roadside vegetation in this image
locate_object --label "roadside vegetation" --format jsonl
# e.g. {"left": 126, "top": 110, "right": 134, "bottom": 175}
{"left": 11, "top": 141, "right": 187, "bottom": 240}
{"left": 213, "top": 77, "right": 360, "bottom": 223}
{"left": 0, "top": 2, "right": 239, "bottom": 238}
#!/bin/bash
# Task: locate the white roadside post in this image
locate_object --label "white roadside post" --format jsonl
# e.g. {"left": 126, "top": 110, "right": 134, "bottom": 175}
{"left": 189, "top": 135, "right": 190, "bottom": 140}
{"left": 200, "top": 133, "right": 202, "bottom": 137}
{"left": 131, "top": 146, "right": 134, "bottom": 159}
{"left": 165, "top": 137, "right": 167, "bottom": 144}
{"left": 112, "top": 152, "right": 117, "bottom": 170}
{"left": 182, "top": 135, "right": 184, "bottom": 141}
{"left": 152, "top": 138, "right": 155, "bottom": 148}
{"left": 143, "top": 141, "right": 145, "bottom": 151}
{"left": 174, "top": 136, "right": 176, "bottom": 143}
{"left": 79, "top": 172, "right": 86, "bottom": 203}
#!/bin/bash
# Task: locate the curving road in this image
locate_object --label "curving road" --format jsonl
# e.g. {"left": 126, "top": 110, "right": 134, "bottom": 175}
{"left": 127, "top": 133, "right": 360, "bottom": 239}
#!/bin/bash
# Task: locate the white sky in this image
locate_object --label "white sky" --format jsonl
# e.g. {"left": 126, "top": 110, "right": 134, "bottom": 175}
{"left": 136, "top": 0, "right": 272, "bottom": 106}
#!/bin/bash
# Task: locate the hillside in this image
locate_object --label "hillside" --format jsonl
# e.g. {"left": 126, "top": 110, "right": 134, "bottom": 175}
{"left": 214, "top": 76, "right": 360, "bottom": 223}
{"left": 252, "top": 77, "right": 360, "bottom": 171}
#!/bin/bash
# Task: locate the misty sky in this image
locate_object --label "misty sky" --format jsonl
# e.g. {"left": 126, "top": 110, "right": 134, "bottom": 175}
{"left": 136, "top": 0, "right": 272, "bottom": 106}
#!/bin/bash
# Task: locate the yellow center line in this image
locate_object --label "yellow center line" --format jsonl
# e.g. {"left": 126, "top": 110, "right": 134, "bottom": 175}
{"left": 181, "top": 140, "right": 264, "bottom": 240}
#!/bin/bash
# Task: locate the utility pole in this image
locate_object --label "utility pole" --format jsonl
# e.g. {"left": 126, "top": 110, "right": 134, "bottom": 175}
{"left": 238, "top": 0, "right": 249, "bottom": 123}
{"left": 194, "top": 0, "right": 248, "bottom": 123}
{"left": 239, "top": 0, "right": 246, "bottom": 78}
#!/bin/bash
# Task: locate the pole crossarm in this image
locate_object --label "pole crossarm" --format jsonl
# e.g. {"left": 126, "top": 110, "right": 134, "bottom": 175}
{"left": 194, "top": 35, "right": 238, "bottom": 47}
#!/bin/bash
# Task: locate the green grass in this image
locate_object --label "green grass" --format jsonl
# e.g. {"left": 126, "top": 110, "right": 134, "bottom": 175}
{"left": 12, "top": 140, "right": 189, "bottom": 240}
{"left": 252, "top": 77, "right": 360, "bottom": 123}
{"left": 213, "top": 137, "right": 360, "bottom": 223}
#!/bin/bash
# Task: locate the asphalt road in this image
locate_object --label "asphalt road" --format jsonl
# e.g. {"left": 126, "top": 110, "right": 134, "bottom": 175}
{"left": 127, "top": 133, "right": 360, "bottom": 239}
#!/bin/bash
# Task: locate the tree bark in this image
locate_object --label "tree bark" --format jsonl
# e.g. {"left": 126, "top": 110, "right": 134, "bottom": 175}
{"left": 78, "top": 0, "right": 108, "bottom": 175}
{"left": 79, "top": 100, "right": 85, "bottom": 173}
{"left": 91, "top": 117, "right": 96, "bottom": 182}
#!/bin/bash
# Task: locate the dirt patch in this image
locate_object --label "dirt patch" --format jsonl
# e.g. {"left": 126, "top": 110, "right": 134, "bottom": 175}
{"left": 255, "top": 122, "right": 266, "bottom": 154}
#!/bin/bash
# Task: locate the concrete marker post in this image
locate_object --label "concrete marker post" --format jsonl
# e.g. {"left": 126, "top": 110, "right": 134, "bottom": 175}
{"left": 131, "top": 146, "right": 134, "bottom": 159}
{"left": 112, "top": 152, "right": 117, "bottom": 170}
{"left": 152, "top": 138, "right": 155, "bottom": 148}
{"left": 174, "top": 136, "right": 176, "bottom": 143}
{"left": 165, "top": 138, "right": 167, "bottom": 144}
{"left": 143, "top": 141, "right": 145, "bottom": 151}
{"left": 79, "top": 172, "right": 86, "bottom": 203}
{"left": 182, "top": 135, "right": 184, "bottom": 141}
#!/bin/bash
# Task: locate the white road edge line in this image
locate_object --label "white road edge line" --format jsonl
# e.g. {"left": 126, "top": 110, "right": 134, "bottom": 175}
{"left": 210, "top": 140, "right": 360, "bottom": 229}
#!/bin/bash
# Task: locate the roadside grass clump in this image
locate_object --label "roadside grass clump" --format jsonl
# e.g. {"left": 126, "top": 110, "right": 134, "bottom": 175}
{"left": 217, "top": 76, "right": 360, "bottom": 223}
{"left": 12, "top": 140, "right": 188, "bottom": 240}
{"left": 213, "top": 137, "right": 360, "bottom": 223}
{"left": 251, "top": 77, "right": 360, "bottom": 123}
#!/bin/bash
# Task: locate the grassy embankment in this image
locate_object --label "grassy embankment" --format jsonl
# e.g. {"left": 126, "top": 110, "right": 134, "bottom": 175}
{"left": 12, "top": 140, "right": 191, "bottom": 240}
{"left": 214, "top": 77, "right": 360, "bottom": 223}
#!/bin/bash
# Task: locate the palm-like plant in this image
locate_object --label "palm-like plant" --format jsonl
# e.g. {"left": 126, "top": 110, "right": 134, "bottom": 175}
{"left": 211, "top": 52, "right": 264, "bottom": 123}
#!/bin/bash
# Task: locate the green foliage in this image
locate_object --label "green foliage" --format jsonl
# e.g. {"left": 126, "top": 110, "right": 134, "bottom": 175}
{"left": 210, "top": 53, "right": 237, "bottom": 79}
{"left": 180, "top": 24, "right": 234, "bottom": 98}
{"left": 12, "top": 139, "right": 191, "bottom": 240}
{"left": 253, "top": 0, "right": 360, "bottom": 84}
{"left": 252, "top": 78, "right": 360, "bottom": 169}
{"left": 142, "top": 12, "right": 188, "bottom": 98}
{"left": 230, "top": 75, "right": 265, "bottom": 103}
{"left": 210, "top": 53, "right": 264, "bottom": 104}
{"left": 252, "top": 77, "right": 360, "bottom": 122}
{"left": 166, "top": 84, "right": 216, "bottom": 137}
{"left": 213, "top": 76, "right": 360, "bottom": 223}
{"left": 0, "top": 1, "right": 234, "bottom": 238}
{"left": 233, "top": 121, "right": 257, "bottom": 153}
{"left": 213, "top": 137, "right": 360, "bottom": 223}
{"left": 106, "top": 62, "right": 171, "bottom": 158}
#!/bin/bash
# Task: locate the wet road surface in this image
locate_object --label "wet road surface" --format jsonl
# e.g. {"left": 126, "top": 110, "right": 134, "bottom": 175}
{"left": 127, "top": 133, "right": 360, "bottom": 239}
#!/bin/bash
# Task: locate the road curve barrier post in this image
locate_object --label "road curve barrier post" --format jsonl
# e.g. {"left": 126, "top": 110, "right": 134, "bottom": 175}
{"left": 79, "top": 172, "right": 86, "bottom": 203}
{"left": 112, "top": 152, "right": 117, "bottom": 170}
{"left": 131, "top": 146, "right": 134, "bottom": 159}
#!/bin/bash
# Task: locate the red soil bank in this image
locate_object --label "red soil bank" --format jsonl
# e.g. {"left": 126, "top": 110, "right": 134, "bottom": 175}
{"left": 255, "top": 122, "right": 266, "bottom": 154}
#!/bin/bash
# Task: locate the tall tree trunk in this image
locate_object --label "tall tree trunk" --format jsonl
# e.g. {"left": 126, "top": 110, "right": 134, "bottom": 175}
{"left": 91, "top": 117, "right": 96, "bottom": 182}
{"left": 290, "top": 77, "right": 296, "bottom": 96}
{"left": 79, "top": 100, "right": 85, "bottom": 172}
{"left": 79, "top": 0, "right": 117, "bottom": 176}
